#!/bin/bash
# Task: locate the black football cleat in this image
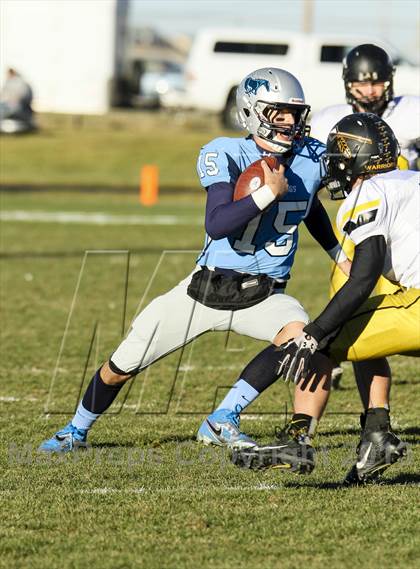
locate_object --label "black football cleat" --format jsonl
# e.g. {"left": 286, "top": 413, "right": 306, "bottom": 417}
{"left": 343, "top": 408, "right": 408, "bottom": 486}
{"left": 232, "top": 423, "right": 315, "bottom": 474}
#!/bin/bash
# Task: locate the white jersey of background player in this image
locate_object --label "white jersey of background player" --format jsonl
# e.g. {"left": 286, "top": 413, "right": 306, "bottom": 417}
{"left": 310, "top": 44, "right": 420, "bottom": 168}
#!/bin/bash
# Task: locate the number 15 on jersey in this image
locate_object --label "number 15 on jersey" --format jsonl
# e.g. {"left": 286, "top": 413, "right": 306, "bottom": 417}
{"left": 234, "top": 201, "right": 308, "bottom": 256}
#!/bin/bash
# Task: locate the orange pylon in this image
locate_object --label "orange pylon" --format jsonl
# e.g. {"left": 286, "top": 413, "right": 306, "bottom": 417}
{"left": 140, "top": 165, "right": 159, "bottom": 206}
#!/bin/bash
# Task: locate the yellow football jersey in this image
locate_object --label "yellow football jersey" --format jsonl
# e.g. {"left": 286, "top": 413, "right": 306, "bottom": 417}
{"left": 327, "top": 169, "right": 420, "bottom": 363}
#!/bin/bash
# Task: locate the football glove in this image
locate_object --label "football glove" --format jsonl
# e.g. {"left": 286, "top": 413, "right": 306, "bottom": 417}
{"left": 277, "top": 332, "right": 318, "bottom": 384}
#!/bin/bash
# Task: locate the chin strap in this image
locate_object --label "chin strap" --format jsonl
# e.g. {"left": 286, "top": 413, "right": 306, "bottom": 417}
{"left": 352, "top": 98, "right": 387, "bottom": 115}
{"left": 256, "top": 127, "right": 292, "bottom": 153}
{"left": 264, "top": 140, "right": 291, "bottom": 153}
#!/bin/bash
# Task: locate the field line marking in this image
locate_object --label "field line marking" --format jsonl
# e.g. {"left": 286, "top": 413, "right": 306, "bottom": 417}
{"left": 0, "top": 486, "right": 289, "bottom": 497}
{"left": 44, "top": 252, "right": 89, "bottom": 413}
{"left": 75, "top": 484, "right": 285, "bottom": 495}
{"left": 0, "top": 210, "right": 203, "bottom": 226}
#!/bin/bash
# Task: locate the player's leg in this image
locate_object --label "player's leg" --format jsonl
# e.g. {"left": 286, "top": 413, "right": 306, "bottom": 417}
{"left": 276, "top": 322, "right": 331, "bottom": 433}
{"left": 352, "top": 359, "right": 391, "bottom": 410}
{"left": 39, "top": 272, "right": 231, "bottom": 452}
{"left": 196, "top": 319, "right": 306, "bottom": 449}
{"left": 232, "top": 352, "right": 332, "bottom": 472}
{"left": 198, "top": 293, "right": 332, "bottom": 453}
{"left": 326, "top": 290, "right": 419, "bottom": 484}
{"left": 342, "top": 359, "right": 407, "bottom": 485}
{"left": 345, "top": 276, "right": 403, "bottom": 393}
{"left": 197, "top": 293, "right": 308, "bottom": 447}
{"left": 209, "top": 293, "right": 308, "bottom": 414}
{"left": 327, "top": 288, "right": 420, "bottom": 363}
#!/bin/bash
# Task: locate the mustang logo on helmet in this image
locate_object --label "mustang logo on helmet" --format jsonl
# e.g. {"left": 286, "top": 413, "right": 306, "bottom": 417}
{"left": 244, "top": 78, "right": 270, "bottom": 95}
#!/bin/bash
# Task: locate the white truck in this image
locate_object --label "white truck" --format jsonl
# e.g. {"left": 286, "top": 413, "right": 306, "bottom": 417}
{"left": 163, "top": 29, "right": 419, "bottom": 128}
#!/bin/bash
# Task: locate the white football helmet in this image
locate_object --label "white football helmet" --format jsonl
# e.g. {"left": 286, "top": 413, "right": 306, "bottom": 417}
{"left": 236, "top": 67, "right": 310, "bottom": 152}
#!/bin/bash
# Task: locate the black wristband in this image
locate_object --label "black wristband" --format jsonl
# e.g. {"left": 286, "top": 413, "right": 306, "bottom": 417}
{"left": 303, "top": 322, "right": 326, "bottom": 343}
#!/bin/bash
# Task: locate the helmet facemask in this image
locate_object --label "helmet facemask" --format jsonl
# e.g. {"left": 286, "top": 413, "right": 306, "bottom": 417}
{"left": 253, "top": 101, "right": 310, "bottom": 153}
{"left": 345, "top": 79, "right": 393, "bottom": 115}
{"left": 322, "top": 153, "right": 359, "bottom": 200}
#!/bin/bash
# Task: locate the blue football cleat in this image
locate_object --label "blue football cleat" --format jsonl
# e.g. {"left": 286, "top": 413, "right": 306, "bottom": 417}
{"left": 38, "top": 422, "right": 88, "bottom": 453}
{"left": 197, "top": 407, "right": 257, "bottom": 449}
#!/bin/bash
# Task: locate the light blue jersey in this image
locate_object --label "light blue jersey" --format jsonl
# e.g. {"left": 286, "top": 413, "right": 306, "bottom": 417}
{"left": 196, "top": 136, "right": 325, "bottom": 279}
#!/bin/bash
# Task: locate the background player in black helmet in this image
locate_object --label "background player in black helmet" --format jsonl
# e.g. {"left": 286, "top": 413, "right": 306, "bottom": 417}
{"left": 311, "top": 44, "right": 419, "bottom": 169}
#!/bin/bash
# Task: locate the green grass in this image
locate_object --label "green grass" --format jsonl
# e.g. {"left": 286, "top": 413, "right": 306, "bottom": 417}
{"left": 0, "top": 111, "right": 225, "bottom": 190}
{"left": 0, "top": 116, "right": 419, "bottom": 569}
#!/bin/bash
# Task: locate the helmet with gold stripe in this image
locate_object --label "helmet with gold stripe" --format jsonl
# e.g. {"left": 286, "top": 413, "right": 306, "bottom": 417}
{"left": 322, "top": 112, "right": 399, "bottom": 199}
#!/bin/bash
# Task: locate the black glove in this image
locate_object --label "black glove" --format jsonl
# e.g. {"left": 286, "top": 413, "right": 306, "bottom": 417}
{"left": 277, "top": 332, "right": 318, "bottom": 383}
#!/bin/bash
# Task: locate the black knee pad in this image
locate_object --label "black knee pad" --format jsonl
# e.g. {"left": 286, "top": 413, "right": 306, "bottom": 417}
{"left": 108, "top": 358, "right": 137, "bottom": 377}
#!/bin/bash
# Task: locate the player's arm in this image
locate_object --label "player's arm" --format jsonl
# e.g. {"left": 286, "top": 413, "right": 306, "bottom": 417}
{"left": 205, "top": 182, "right": 261, "bottom": 240}
{"left": 198, "top": 144, "right": 264, "bottom": 239}
{"left": 303, "top": 235, "right": 386, "bottom": 342}
{"left": 205, "top": 162, "right": 287, "bottom": 240}
{"left": 277, "top": 235, "right": 386, "bottom": 383}
{"left": 304, "top": 194, "right": 350, "bottom": 273}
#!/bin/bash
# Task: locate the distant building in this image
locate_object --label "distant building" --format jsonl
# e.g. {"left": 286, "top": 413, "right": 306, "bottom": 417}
{"left": 0, "top": 0, "right": 129, "bottom": 114}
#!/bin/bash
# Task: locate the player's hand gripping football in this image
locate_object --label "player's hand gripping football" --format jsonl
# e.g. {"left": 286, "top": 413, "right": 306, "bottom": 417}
{"left": 276, "top": 332, "right": 318, "bottom": 384}
{"left": 261, "top": 161, "right": 289, "bottom": 199}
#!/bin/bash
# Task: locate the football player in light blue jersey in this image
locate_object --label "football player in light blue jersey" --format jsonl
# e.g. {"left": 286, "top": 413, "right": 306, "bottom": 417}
{"left": 195, "top": 68, "right": 349, "bottom": 464}
{"left": 196, "top": 134, "right": 326, "bottom": 279}
{"left": 39, "top": 68, "right": 349, "bottom": 459}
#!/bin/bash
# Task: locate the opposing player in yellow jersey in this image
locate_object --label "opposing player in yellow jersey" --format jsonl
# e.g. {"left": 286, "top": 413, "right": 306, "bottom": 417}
{"left": 236, "top": 113, "right": 419, "bottom": 484}
{"left": 277, "top": 113, "right": 419, "bottom": 483}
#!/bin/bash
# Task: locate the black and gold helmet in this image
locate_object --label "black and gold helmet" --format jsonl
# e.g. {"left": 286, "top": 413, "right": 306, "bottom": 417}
{"left": 322, "top": 113, "right": 399, "bottom": 199}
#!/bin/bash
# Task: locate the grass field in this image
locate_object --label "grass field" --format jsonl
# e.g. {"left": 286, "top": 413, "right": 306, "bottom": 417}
{"left": 0, "top": 115, "right": 419, "bottom": 569}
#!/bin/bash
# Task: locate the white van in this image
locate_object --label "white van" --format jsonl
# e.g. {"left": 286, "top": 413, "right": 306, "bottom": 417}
{"left": 163, "top": 29, "right": 419, "bottom": 127}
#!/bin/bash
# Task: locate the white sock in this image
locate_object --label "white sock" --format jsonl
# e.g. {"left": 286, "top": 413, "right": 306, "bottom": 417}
{"left": 216, "top": 379, "right": 259, "bottom": 413}
{"left": 72, "top": 402, "right": 100, "bottom": 431}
